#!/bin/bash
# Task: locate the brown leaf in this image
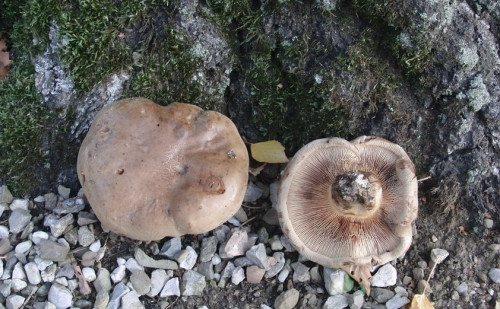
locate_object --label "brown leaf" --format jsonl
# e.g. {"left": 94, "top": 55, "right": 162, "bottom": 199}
{"left": 73, "top": 263, "right": 92, "bottom": 295}
{"left": 250, "top": 140, "right": 289, "bottom": 163}
{"left": 341, "top": 264, "right": 372, "bottom": 296}
{"left": 409, "top": 294, "right": 434, "bottom": 309}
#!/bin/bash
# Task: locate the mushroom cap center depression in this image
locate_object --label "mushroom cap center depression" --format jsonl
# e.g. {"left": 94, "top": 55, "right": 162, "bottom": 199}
{"left": 331, "top": 171, "right": 382, "bottom": 218}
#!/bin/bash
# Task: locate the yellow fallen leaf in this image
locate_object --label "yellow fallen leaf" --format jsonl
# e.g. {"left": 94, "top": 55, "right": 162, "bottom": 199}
{"left": 409, "top": 294, "right": 434, "bottom": 309}
{"left": 250, "top": 140, "right": 289, "bottom": 163}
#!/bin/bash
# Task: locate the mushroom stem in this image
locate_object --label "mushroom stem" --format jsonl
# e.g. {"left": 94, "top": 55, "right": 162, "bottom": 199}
{"left": 331, "top": 171, "right": 382, "bottom": 218}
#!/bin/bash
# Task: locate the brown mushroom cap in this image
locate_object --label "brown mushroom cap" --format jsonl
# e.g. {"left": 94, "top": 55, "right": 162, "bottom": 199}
{"left": 77, "top": 97, "right": 249, "bottom": 240}
{"left": 277, "top": 136, "right": 417, "bottom": 291}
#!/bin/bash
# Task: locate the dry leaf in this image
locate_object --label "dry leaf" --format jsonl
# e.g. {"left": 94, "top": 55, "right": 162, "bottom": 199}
{"left": 409, "top": 294, "right": 434, "bottom": 309}
{"left": 250, "top": 140, "right": 289, "bottom": 164}
{"left": 0, "top": 32, "right": 12, "bottom": 80}
{"left": 72, "top": 263, "right": 92, "bottom": 295}
{"left": 340, "top": 264, "right": 372, "bottom": 296}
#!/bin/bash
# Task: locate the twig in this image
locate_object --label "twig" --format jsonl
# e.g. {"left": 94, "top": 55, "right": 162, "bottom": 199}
{"left": 20, "top": 286, "right": 39, "bottom": 309}
{"left": 241, "top": 215, "right": 258, "bottom": 227}
{"left": 418, "top": 176, "right": 431, "bottom": 182}
{"left": 423, "top": 256, "right": 443, "bottom": 295}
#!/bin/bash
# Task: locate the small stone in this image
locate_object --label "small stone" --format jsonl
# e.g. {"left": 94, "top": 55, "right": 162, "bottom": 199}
{"left": 430, "top": 248, "right": 449, "bottom": 265}
{"left": 228, "top": 216, "right": 241, "bottom": 226}
{"left": 385, "top": 294, "right": 410, "bottom": 309}
{"left": 78, "top": 225, "right": 95, "bottom": 247}
{"left": 32, "top": 231, "right": 49, "bottom": 245}
{"left": 347, "top": 290, "right": 364, "bottom": 309}
{"left": 324, "top": 268, "right": 345, "bottom": 295}
{"left": 257, "top": 227, "right": 269, "bottom": 243}
{"left": 278, "top": 268, "right": 290, "bottom": 283}
{"left": 488, "top": 268, "right": 500, "bottom": 283}
{"left": 431, "top": 235, "right": 438, "bottom": 242}
{"left": 94, "top": 268, "right": 112, "bottom": 293}
{"left": 34, "top": 195, "right": 45, "bottom": 203}
{"left": 56, "top": 263, "right": 75, "bottom": 279}
{"left": 197, "top": 261, "right": 214, "bottom": 280}
{"left": 43, "top": 193, "right": 58, "bottom": 210}
{"left": 262, "top": 208, "right": 279, "bottom": 225}
{"left": 175, "top": 246, "right": 198, "bottom": 270}
{"left": 488, "top": 244, "right": 500, "bottom": 252}
{"left": 94, "top": 292, "right": 109, "bottom": 309}
{"left": 50, "top": 214, "right": 74, "bottom": 238}
{"left": 310, "top": 265, "right": 322, "bottom": 282}
{"left": 222, "top": 261, "right": 236, "bottom": 278}
{"left": 41, "top": 264, "right": 57, "bottom": 282}
{"left": 10, "top": 199, "right": 29, "bottom": 211}
{"left": 291, "top": 262, "right": 310, "bottom": 282}
{"left": 58, "top": 185, "right": 71, "bottom": 199}
{"left": 38, "top": 239, "right": 69, "bottom": 262}
{"left": 394, "top": 286, "right": 408, "bottom": 297}
{"left": 89, "top": 240, "right": 101, "bottom": 252}
{"left": 246, "top": 265, "right": 265, "bottom": 284}
{"left": 246, "top": 243, "right": 269, "bottom": 269}
{"left": 371, "top": 288, "right": 395, "bottom": 303}
{"left": 148, "top": 269, "right": 169, "bottom": 297}
{"left": 280, "top": 235, "right": 295, "bottom": 252}
{"left": 244, "top": 182, "right": 264, "bottom": 203}
{"left": 211, "top": 254, "right": 222, "bottom": 265}
{"left": 212, "top": 224, "right": 230, "bottom": 243}
{"left": 159, "top": 237, "right": 182, "bottom": 259}
{"left": 0, "top": 185, "right": 13, "bottom": 204}
{"left": 77, "top": 212, "right": 98, "bottom": 225}
{"left": 15, "top": 240, "right": 32, "bottom": 255}
{"left": 110, "top": 265, "right": 126, "bottom": 283}
{"left": 9, "top": 209, "right": 32, "bottom": 234}
{"left": 82, "top": 267, "right": 96, "bottom": 282}
{"left": 0, "top": 238, "right": 11, "bottom": 255}
{"left": 412, "top": 267, "right": 424, "bottom": 281}
{"left": 0, "top": 224, "right": 8, "bottom": 238}
{"left": 160, "top": 277, "right": 180, "bottom": 297}
{"left": 199, "top": 236, "right": 218, "bottom": 262}
{"left": 24, "top": 262, "right": 42, "bottom": 285}
{"left": 234, "top": 207, "right": 248, "bottom": 222}
{"left": 485, "top": 218, "right": 494, "bottom": 229}
{"left": 181, "top": 270, "right": 206, "bottom": 296}
{"left": 121, "top": 290, "right": 144, "bottom": 309}
{"left": 63, "top": 227, "right": 78, "bottom": 246}
{"left": 53, "top": 197, "right": 85, "bottom": 214}
{"left": 274, "top": 288, "right": 299, "bottom": 309}
{"left": 6, "top": 294, "right": 26, "bottom": 309}
{"left": 134, "top": 248, "right": 178, "bottom": 270}
{"left": 108, "top": 282, "right": 130, "bottom": 309}
{"left": 265, "top": 252, "right": 285, "bottom": 278}
{"left": 130, "top": 270, "right": 151, "bottom": 295}
{"left": 231, "top": 266, "right": 245, "bottom": 285}
{"left": 125, "top": 258, "right": 144, "bottom": 272}
{"left": 48, "top": 283, "right": 73, "bottom": 309}
{"left": 11, "top": 279, "right": 27, "bottom": 292}
{"left": 372, "top": 264, "right": 397, "bottom": 287}
{"left": 234, "top": 256, "right": 253, "bottom": 267}
{"left": 323, "top": 294, "right": 348, "bottom": 309}
{"left": 269, "top": 235, "right": 284, "bottom": 251}
{"left": 225, "top": 229, "right": 249, "bottom": 258}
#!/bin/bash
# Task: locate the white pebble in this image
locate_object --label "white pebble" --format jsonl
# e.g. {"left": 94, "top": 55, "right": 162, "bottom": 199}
{"left": 211, "top": 254, "right": 222, "bottom": 265}
{"left": 10, "top": 199, "right": 29, "bottom": 211}
{"left": 6, "top": 295, "right": 26, "bottom": 309}
{"left": 31, "top": 231, "right": 49, "bottom": 245}
{"left": 48, "top": 283, "right": 73, "bottom": 309}
{"left": 82, "top": 267, "right": 97, "bottom": 282}
{"left": 15, "top": 240, "right": 32, "bottom": 255}
{"left": 125, "top": 258, "right": 144, "bottom": 272}
{"left": 24, "top": 262, "right": 42, "bottom": 285}
{"left": 278, "top": 268, "right": 289, "bottom": 283}
{"left": 372, "top": 263, "right": 397, "bottom": 287}
{"left": 110, "top": 265, "right": 126, "bottom": 283}
{"left": 89, "top": 240, "right": 101, "bottom": 252}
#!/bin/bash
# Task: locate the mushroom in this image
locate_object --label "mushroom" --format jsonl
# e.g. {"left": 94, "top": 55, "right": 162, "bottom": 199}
{"left": 77, "top": 97, "right": 249, "bottom": 241}
{"left": 277, "top": 136, "right": 418, "bottom": 294}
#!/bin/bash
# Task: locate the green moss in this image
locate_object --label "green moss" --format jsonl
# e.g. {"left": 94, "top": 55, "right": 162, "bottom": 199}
{"left": 10, "top": 0, "right": 170, "bottom": 92}
{"left": 126, "top": 28, "right": 205, "bottom": 107}
{"left": 0, "top": 61, "right": 52, "bottom": 194}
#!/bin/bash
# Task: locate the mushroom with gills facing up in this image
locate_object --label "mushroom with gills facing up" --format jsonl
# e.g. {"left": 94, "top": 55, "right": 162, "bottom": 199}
{"left": 277, "top": 136, "right": 418, "bottom": 295}
{"left": 77, "top": 97, "right": 249, "bottom": 241}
